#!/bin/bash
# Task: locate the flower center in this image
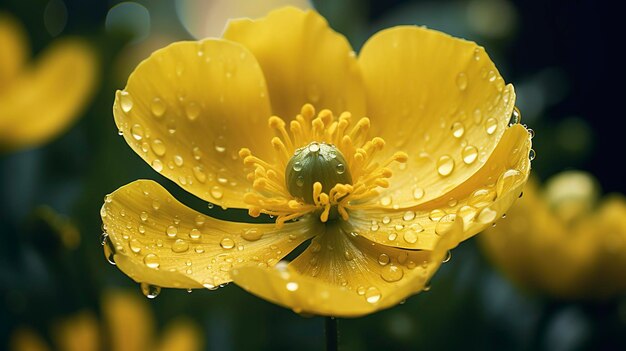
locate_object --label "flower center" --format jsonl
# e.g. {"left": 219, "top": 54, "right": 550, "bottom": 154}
{"left": 239, "top": 104, "right": 407, "bottom": 227}
{"left": 285, "top": 142, "right": 352, "bottom": 204}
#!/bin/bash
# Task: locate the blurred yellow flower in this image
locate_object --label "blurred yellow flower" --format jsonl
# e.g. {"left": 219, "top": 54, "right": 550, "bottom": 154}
{"left": 480, "top": 171, "right": 626, "bottom": 300}
{"left": 101, "top": 7, "right": 532, "bottom": 317}
{"left": 0, "top": 13, "right": 97, "bottom": 152}
{"left": 10, "top": 290, "right": 203, "bottom": 351}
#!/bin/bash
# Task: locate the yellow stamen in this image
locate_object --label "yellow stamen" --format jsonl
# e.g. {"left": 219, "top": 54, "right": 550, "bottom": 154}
{"left": 240, "top": 104, "right": 407, "bottom": 226}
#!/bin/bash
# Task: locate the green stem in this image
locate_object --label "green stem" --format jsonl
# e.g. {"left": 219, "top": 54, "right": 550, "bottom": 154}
{"left": 325, "top": 316, "right": 338, "bottom": 351}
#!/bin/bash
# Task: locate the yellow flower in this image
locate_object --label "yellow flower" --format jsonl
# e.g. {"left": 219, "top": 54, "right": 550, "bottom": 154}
{"left": 101, "top": 7, "right": 532, "bottom": 317}
{"left": 0, "top": 13, "right": 97, "bottom": 152}
{"left": 10, "top": 290, "right": 203, "bottom": 351}
{"left": 480, "top": 171, "right": 626, "bottom": 300}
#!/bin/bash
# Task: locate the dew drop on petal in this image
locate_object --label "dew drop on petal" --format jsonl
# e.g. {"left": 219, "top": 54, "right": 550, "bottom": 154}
{"left": 462, "top": 145, "right": 479, "bottom": 164}
{"left": 413, "top": 187, "right": 425, "bottom": 200}
{"left": 143, "top": 253, "right": 160, "bottom": 269}
{"left": 131, "top": 124, "right": 144, "bottom": 140}
{"left": 166, "top": 225, "right": 177, "bottom": 238}
{"left": 151, "top": 97, "right": 166, "bottom": 117}
{"left": 242, "top": 228, "right": 263, "bottom": 241}
{"left": 120, "top": 91, "right": 133, "bottom": 112}
{"left": 437, "top": 155, "right": 455, "bottom": 177}
{"left": 151, "top": 139, "right": 166, "bottom": 156}
{"left": 185, "top": 101, "right": 201, "bottom": 121}
{"left": 220, "top": 237, "right": 235, "bottom": 249}
{"left": 496, "top": 169, "right": 523, "bottom": 197}
{"left": 456, "top": 72, "right": 468, "bottom": 91}
{"left": 365, "top": 286, "right": 382, "bottom": 304}
{"left": 381, "top": 265, "right": 404, "bottom": 282}
{"left": 378, "top": 253, "right": 390, "bottom": 266}
{"left": 141, "top": 283, "right": 161, "bottom": 299}
{"left": 172, "top": 239, "right": 189, "bottom": 253}
{"left": 286, "top": 282, "right": 299, "bottom": 292}
{"left": 129, "top": 238, "right": 142, "bottom": 253}
{"left": 403, "top": 211, "right": 415, "bottom": 221}
{"left": 451, "top": 122, "right": 465, "bottom": 138}
{"left": 435, "top": 214, "right": 457, "bottom": 235}
{"left": 151, "top": 159, "right": 163, "bottom": 172}
{"left": 477, "top": 207, "right": 497, "bottom": 224}
{"left": 485, "top": 118, "right": 498, "bottom": 135}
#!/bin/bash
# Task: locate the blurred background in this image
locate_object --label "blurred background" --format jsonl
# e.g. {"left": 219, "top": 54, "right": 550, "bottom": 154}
{"left": 1, "top": 0, "right": 625, "bottom": 350}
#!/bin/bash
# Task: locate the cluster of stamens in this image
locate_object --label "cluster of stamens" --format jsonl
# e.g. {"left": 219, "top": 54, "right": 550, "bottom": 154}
{"left": 239, "top": 104, "right": 408, "bottom": 227}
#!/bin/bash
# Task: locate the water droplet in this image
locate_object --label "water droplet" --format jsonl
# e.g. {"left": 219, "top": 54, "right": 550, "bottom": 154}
{"left": 380, "top": 196, "right": 392, "bottom": 206}
{"left": 402, "top": 211, "right": 415, "bottom": 221}
{"left": 173, "top": 155, "right": 184, "bottom": 167}
{"left": 403, "top": 230, "right": 418, "bottom": 244}
{"left": 477, "top": 207, "right": 497, "bottom": 224}
{"left": 308, "top": 142, "right": 320, "bottom": 153}
{"left": 496, "top": 169, "right": 522, "bottom": 197}
{"left": 214, "top": 136, "right": 226, "bottom": 153}
{"left": 343, "top": 250, "right": 354, "bottom": 261}
{"left": 210, "top": 186, "right": 223, "bottom": 200}
{"left": 413, "top": 187, "right": 425, "bottom": 200}
{"left": 529, "top": 149, "right": 536, "bottom": 161}
{"left": 192, "top": 166, "right": 207, "bottom": 183}
{"left": 129, "top": 238, "right": 142, "bottom": 253}
{"left": 437, "top": 155, "right": 455, "bottom": 177}
{"left": 220, "top": 237, "right": 235, "bottom": 249}
{"left": 381, "top": 265, "right": 404, "bottom": 282}
{"left": 378, "top": 253, "right": 390, "bottom": 266}
{"left": 336, "top": 163, "right": 345, "bottom": 174}
{"left": 469, "top": 188, "right": 496, "bottom": 207}
{"left": 429, "top": 209, "right": 446, "bottom": 222}
{"left": 151, "top": 139, "right": 166, "bottom": 156}
{"left": 509, "top": 106, "right": 521, "bottom": 126}
{"left": 131, "top": 124, "right": 144, "bottom": 140}
{"left": 151, "top": 97, "right": 166, "bottom": 117}
{"left": 382, "top": 216, "right": 391, "bottom": 225}
{"left": 141, "top": 283, "right": 161, "bottom": 299}
{"left": 286, "top": 282, "right": 299, "bottom": 291}
{"left": 151, "top": 159, "right": 163, "bottom": 172}
{"left": 456, "top": 72, "right": 468, "bottom": 91}
{"left": 365, "top": 287, "right": 382, "bottom": 304}
{"left": 485, "top": 118, "right": 498, "bottom": 135}
{"left": 473, "top": 109, "right": 483, "bottom": 124}
{"left": 442, "top": 250, "right": 452, "bottom": 263}
{"left": 139, "top": 211, "right": 148, "bottom": 222}
{"left": 458, "top": 205, "right": 477, "bottom": 223}
{"left": 152, "top": 200, "right": 161, "bottom": 210}
{"left": 451, "top": 122, "right": 465, "bottom": 138}
{"left": 293, "top": 161, "right": 303, "bottom": 172}
{"left": 166, "top": 225, "right": 177, "bottom": 238}
{"left": 487, "top": 70, "right": 497, "bottom": 82}
{"left": 473, "top": 47, "right": 481, "bottom": 61}
{"left": 120, "top": 91, "right": 133, "bottom": 112}
{"left": 242, "top": 228, "right": 263, "bottom": 241}
{"left": 172, "top": 239, "right": 189, "bottom": 253}
{"left": 143, "top": 253, "right": 160, "bottom": 269}
{"left": 462, "top": 145, "right": 478, "bottom": 164}
{"left": 185, "top": 101, "right": 201, "bottom": 121}
{"left": 188, "top": 228, "right": 201, "bottom": 240}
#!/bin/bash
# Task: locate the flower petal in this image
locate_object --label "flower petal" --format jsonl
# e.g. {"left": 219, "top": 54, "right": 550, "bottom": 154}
{"left": 349, "top": 124, "right": 531, "bottom": 250}
{"left": 101, "top": 179, "right": 321, "bottom": 289}
{"left": 52, "top": 311, "right": 100, "bottom": 351}
{"left": 0, "top": 39, "right": 97, "bottom": 151}
{"left": 0, "top": 13, "right": 29, "bottom": 88}
{"left": 10, "top": 328, "right": 51, "bottom": 351}
{"left": 479, "top": 179, "right": 597, "bottom": 298}
{"left": 223, "top": 7, "right": 366, "bottom": 119}
{"left": 155, "top": 318, "right": 204, "bottom": 351}
{"left": 358, "top": 26, "right": 516, "bottom": 208}
{"left": 114, "top": 39, "right": 273, "bottom": 209}
{"left": 231, "top": 218, "right": 465, "bottom": 317}
{"left": 102, "top": 290, "right": 154, "bottom": 351}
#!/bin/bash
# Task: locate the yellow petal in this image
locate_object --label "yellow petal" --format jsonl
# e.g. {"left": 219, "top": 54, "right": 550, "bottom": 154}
{"left": 155, "top": 318, "right": 204, "bottom": 351}
{"left": 350, "top": 124, "right": 531, "bottom": 250}
{"left": 0, "top": 13, "right": 29, "bottom": 90}
{"left": 223, "top": 7, "right": 366, "bottom": 119}
{"left": 0, "top": 38, "right": 97, "bottom": 151}
{"left": 588, "top": 196, "right": 626, "bottom": 298}
{"left": 358, "top": 26, "right": 516, "bottom": 207}
{"left": 102, "top": 290, "right": 154, "bottom": 351}
{"left": 479, "top": 179, "right": 596, "bottom": 299}
{"left": 231, "top": 218, "right": 465, "bottom": 317}
{"left": 114, "top": 39, "right": 272, "bottom": 209}
{"left": 10, "top": 328, "right": 51, "bottom": 351}
{"left": 51, "top": 311, "right": 100, "bottom": 351}
{"left": 101, "top": 179, "right": 322, "bottom": 289}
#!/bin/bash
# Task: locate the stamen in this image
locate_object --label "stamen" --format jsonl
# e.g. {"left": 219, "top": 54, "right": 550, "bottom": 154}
{"left": 240, "top": 103, "right": 408, "bottom": 226}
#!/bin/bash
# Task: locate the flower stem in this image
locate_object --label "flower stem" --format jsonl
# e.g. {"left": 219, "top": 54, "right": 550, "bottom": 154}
{"left": 325, "top": 316, "right": 338, "bottom": 351}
